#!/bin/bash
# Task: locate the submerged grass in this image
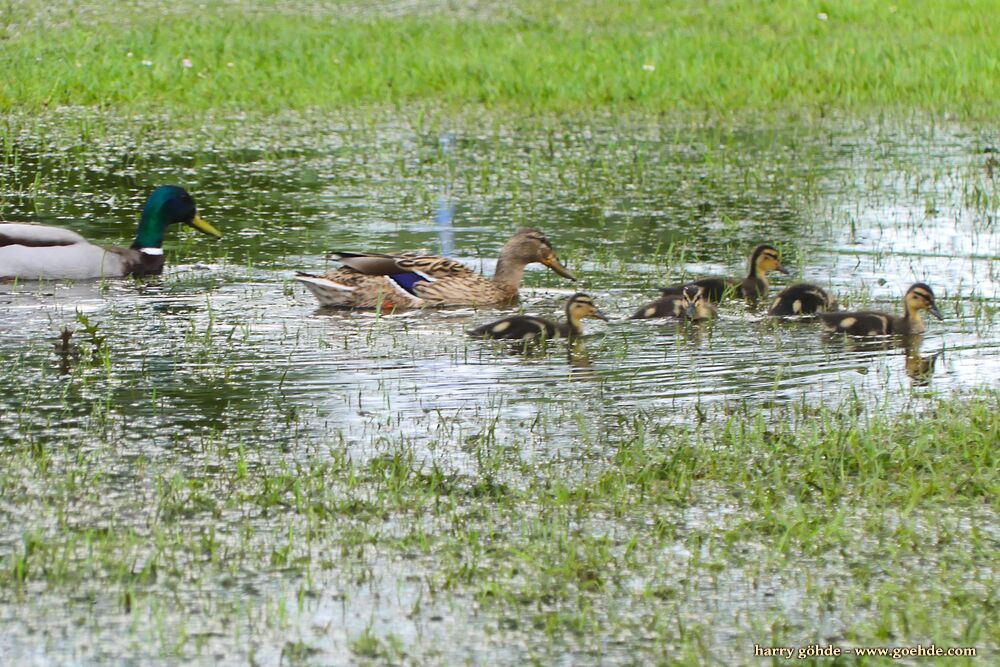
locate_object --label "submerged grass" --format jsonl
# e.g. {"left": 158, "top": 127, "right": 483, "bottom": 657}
{"left": 1, "top": 0, "right": 998, "bottom": 116}
{"left": 0, "top": 359, "right": 996, "bottom": 662}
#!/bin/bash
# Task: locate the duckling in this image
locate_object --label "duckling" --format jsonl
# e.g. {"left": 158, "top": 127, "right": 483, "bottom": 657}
{"left": 680, "top": 284, "right": 718, "bottom": 321}
{"left": 467, "top": 293, "right": 608, "bottom": 341}
{"left": 0, "top": 186, "right": 221, "bottom": 280}
{"left": 295, "top": 228, "right": 576, "bottom": 310}
{"left": 817, "top": 283, "right": 943, "bottom": 336}
{"left": 768, "top": 283, "right": 837, "bottom": 316}
{"left": 659, "top": 244, "right": 789, "bottom": 302}
{"left": 630, "top": 284, "right": 717, "bottom": 321}
{"left": 630, "top": 291, "right": 686, "bottom": 319}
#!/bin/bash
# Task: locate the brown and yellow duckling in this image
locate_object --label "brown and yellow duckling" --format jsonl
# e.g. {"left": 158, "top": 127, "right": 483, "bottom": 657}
{"left": 659, "top": 244, "right": 789, "bottom": 302}
{"left": 295, "top": 228, "right": 576, "bottom": 310}
{"left": 818, "top": 283, "right": 943, "bottom": 336}
{"left": 768, "top": 283, "right": 838, "bottom": 316}
{"left": 467, "top": 293, "right": 608, "bottom": 341}
{"left": 630, "top": 284, "right": 717, "bottom": 321}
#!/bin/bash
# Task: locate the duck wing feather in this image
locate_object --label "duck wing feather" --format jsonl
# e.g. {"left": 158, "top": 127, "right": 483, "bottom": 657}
{"left": 332, "top": 252, "right": 469, "bottom": 279}
{"left": 0, "top": 223, "right": 89, "bottom": 248}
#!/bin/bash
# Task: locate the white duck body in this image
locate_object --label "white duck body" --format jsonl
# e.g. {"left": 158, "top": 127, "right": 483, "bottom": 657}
{"left": 0, "top": 186, "right": 219, "bottom": 281}
{"left": 0, "top": 224, "right": 146, "bottom": 280}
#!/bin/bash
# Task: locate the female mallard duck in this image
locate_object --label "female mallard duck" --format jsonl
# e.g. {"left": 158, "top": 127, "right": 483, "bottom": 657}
{"left": 818, "top": 283, "right": 942, "bottom": 336}
{"left": 630, "top": 284, "right": 717, "bottom": 321}
{"left": 295, "top": 228, "right": 576, "bottom": 309}
{"left": 467, "top": 293, "right": 607, "bottom": 340}
{"left": 768, "top": 283, "right": 837, "bottom": 316}
{"left": 659, "top": 244, "right": 789, "bottom": 302}
{"left": 0, "top": 186, "right": 220, "bottom": 280}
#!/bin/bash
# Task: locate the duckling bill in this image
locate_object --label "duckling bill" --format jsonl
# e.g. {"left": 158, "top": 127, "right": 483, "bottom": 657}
{"left": 818, "top": 283, "right": 942, "bottom": 336}
{"left": 0, "top": 186, "right": 220, "bottom": 280}
{"left": 467, "top": 293, "right": 607, "bottom": 341}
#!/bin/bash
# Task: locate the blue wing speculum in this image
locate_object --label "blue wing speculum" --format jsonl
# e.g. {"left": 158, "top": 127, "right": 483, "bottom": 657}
{"left": 387, "top": 272, "right": 431, "bottom": 295}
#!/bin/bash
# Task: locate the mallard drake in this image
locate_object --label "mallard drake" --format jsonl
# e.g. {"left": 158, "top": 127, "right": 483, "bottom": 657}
{"left": 768, "top": 283, "right": 837, "bottom": 316}
{"left": 818, "top": 283, "right": 942, "bottom": 336}
{"left": 0, "top": 186, "right": 220, "bottom": 280}
{"left": 295, "top": 228, "right": 576, "bottom": 309}
{"left": 630, "top": 284, "right": 717, "bottom": 321}
{"left": 659, "top": 244, "right": 789, "bottom": 301}
{"left": 467, "top": 293, "right": 607, "bottom": 340}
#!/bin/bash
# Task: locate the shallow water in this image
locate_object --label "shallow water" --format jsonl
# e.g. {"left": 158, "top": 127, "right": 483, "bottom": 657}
{"left": 3, "top": 114, "right": 997, "bottom": 433}
{"left": 1, "top": 112, "right": 998, "bottom": 663}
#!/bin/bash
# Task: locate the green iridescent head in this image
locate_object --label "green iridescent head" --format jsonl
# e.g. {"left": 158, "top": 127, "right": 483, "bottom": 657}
{"left": 131, "top": 186, "right": 221, "bottom": 250}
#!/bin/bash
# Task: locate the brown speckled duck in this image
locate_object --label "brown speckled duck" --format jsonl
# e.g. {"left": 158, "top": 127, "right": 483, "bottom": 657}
{"left": 818, "top": 283, "right": 942, "bottom": 336}
{"left": 295, "top": 228, "right": 576, "bottom": 310}
{"left": 659, "top": 244, "right": 789, "bottom": 302}
{"left": 467, "top": 293, "right": 607, "bottom": 341}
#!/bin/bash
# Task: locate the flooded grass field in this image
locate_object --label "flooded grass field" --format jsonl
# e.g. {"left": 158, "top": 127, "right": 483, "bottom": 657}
{"left": 1, "top": 111, "right": 998, "bottom": 664}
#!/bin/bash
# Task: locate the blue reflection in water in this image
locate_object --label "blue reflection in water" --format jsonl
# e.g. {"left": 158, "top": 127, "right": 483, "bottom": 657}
{"left": 437, "top": 132, "right": 455, "bottom": 256}
{"left": 436, "top": 196, "right": 455, "bottom": 256}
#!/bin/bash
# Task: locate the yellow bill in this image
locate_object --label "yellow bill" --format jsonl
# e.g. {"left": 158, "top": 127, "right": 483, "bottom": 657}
{"left": 187, "top": 212, "right": 223, "bottom": 238}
